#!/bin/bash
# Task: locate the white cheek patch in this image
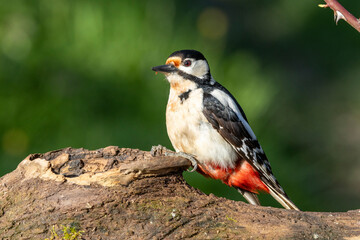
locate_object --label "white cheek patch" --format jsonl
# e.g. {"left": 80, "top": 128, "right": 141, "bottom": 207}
{"left": 178, "top": 59, "right": 209, "bottom": 78}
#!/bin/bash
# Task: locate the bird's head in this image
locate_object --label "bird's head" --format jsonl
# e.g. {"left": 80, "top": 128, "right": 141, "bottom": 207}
{"left": 152, "top": 50, "right": 212, "bottom": 85}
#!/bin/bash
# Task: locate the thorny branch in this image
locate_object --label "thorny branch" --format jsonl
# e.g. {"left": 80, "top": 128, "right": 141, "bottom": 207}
{"left": 319, "top": 0, "right": 360, "bottom": 33}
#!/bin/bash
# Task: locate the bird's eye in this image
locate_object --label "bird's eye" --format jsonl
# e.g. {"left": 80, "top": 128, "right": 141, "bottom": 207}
{"left": 183, "top": 60, "right": 192, "bottom": 67}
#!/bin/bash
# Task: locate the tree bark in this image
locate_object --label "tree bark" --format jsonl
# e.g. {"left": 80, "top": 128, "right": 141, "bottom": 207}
{"left": 0, "top": 146, "right": 359, "bottom": 239}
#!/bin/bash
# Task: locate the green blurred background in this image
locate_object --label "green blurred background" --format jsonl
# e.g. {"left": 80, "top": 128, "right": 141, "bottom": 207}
{"left": 0, "top": 0, "right": 359, "bottom": 212}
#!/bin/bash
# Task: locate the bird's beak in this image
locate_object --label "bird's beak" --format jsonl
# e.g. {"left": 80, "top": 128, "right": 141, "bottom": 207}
{"left": 152, "top": 64, "right": 178, "bottom": 74}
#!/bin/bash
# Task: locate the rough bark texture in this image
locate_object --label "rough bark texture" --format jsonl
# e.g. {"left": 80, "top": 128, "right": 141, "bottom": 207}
{"left": 0, "top": 146, "right": 359, "bottom": 240}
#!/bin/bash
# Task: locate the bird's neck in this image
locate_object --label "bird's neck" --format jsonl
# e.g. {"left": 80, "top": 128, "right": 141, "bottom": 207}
{"left": 167, "top": 75, "right": 198, "bottom": 96}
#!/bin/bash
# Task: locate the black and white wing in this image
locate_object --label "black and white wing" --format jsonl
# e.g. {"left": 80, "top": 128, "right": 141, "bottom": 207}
{"left": 202, "top": 85, "right": 299, "bottom": 210}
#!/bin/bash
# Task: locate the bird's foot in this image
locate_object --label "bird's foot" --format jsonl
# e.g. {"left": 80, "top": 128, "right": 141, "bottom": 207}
{"left": 150, "top": 144, "right": 172, "bottom": 157}
{"left": 164, "top": 151, "right": 198, "bottom": 173}
{"left": 150, "top": 145, "right": 198, "bottom": 172}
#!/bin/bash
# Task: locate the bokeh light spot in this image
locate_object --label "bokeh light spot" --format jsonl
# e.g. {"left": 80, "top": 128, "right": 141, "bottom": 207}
{"left": 1, "top": 15, "right": 35, "bottom": 62}
{"left": 197, "top": 8, "right": 228, "bottom": 40}
{"left": 2, "top": 129, "right": 29, "bottom": 156}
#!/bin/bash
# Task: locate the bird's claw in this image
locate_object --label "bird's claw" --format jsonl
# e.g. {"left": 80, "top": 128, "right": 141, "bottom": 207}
{"left": 186, "top": 155, "right": 198, "bottom": 172}
{"left": 151, "top": 146, "right": 198, "bottom": 172}
{"left": 150, "top": 144, "right": 171, "bottom": 157}
{"left": 165, "top": 151, "right": 198, "bottom": 172}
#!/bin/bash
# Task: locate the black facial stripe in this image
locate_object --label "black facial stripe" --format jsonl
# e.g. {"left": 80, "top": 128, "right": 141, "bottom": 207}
{"left": 179, "top": 89, "right": 192, "bottom": 103}
{"left": 177, "top": 70, "right": 213, "bottom": 88}
{"left": 177, "top": 70, "right": 204, "bottom": 83}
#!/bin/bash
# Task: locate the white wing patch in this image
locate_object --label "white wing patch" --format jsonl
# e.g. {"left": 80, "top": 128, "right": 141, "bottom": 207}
{"left": 210, "top": 89, "right": 257, "bottom": 140}
{"left": 239, "top": 139, "right": 250, "bottom": 159}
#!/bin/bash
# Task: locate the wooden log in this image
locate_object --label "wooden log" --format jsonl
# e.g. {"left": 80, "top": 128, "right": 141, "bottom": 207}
{"left": 0, "top": 146, "right": 359, "bottom": 239}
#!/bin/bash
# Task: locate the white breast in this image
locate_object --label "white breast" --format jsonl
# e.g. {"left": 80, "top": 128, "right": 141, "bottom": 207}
{"left": 166, "top": 86, "right": 238, "bottom": 169}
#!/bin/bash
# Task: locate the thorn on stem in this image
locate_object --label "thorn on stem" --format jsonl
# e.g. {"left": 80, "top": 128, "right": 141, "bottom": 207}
{"left": 318, "top": 4, "right": 328, "bottom": 8}
{"left": 334, "top": 10, "right": 347, "bottom": 25}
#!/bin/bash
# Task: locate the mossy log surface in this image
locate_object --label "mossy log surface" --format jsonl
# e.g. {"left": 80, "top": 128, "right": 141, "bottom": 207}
{"left": 0, "top": 146, "right": 359, "bottom": 239}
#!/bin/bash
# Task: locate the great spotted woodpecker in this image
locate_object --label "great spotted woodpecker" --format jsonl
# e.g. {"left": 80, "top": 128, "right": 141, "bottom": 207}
{"left": 152, "top": 50, "right": 299, "bottom": 210}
